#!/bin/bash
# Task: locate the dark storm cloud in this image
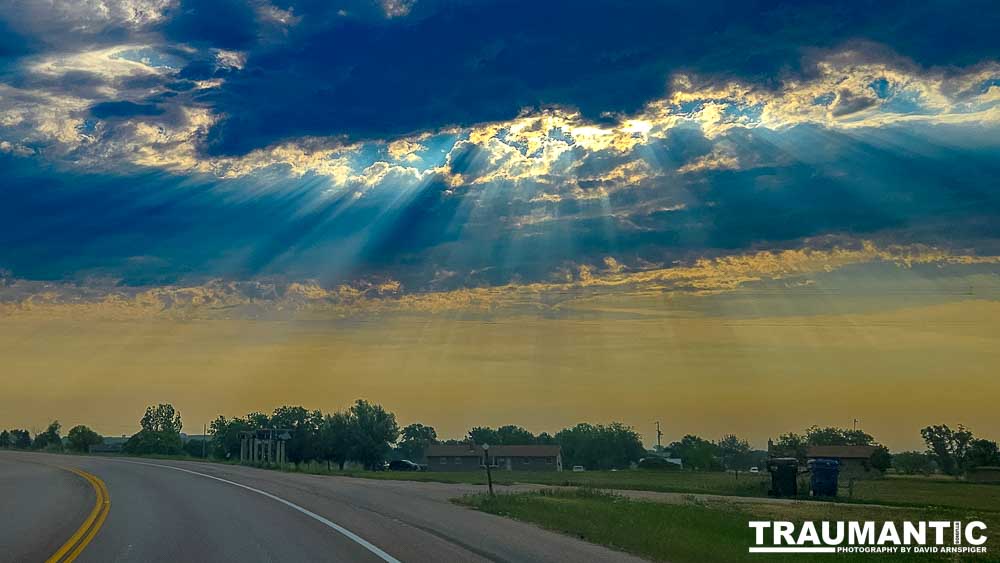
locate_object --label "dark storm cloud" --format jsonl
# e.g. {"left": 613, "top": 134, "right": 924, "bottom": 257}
{"left": 177, "top": 0, "right": 1000, "bottom": 155}
{"left": 163, "top": 0, "right": 259, "bottom": 49}
{"left": 91, "top": 101, "right": 165, "bottom": 119}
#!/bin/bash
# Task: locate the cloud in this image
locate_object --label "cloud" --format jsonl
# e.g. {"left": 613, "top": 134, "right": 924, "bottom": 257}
{"left": 91, "top": 100, "right": 164, "bottom": 118}
{"left": 0, "top": 0, "right": 175, "bottom": 40}
{"left": 2, "top": 240, "right": 997, "bottom": 320}
{"left": 2, "top": 1, "right": 1000, "bottom": 295}
{"left": 163, "top": 0, "right": 258, "bottom": 49}
{"left": 3, "top": 27, "right": 998, "bottom": 195}
{"left": 157, "top": 0, "right": 999, "bottom": 155}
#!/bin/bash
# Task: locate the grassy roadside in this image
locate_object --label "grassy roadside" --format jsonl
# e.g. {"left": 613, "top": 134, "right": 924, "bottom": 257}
{"left": 29, "top": 450, "right": 1000, "bottom": 512}
{"left": 319, "top": 467, "right": 1000, "bottom": 513}
{"left": 458, "top": 489, "right": 1000, "bottom": 562}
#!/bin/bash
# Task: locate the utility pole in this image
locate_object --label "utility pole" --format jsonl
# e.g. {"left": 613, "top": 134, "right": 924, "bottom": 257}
{"left": 853, "top": 418, "right": 858, "bottom": 431}
{"left": 655, "top": 421, "right": 663, "bottom": 450}
{"left": 203, "top": 423, "right": 207, "bottom": 459}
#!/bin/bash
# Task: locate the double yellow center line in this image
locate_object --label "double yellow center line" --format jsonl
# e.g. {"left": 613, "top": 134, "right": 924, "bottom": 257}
{"left": 46, "top": 467, "right": 110, "bottom": 563}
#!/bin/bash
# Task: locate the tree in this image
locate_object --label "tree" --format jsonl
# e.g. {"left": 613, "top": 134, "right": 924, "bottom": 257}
{"left": 668, "top": 435, "right": 721, "bottom": 471}
{"left": 773, "top": 432, "right": 808, "bottom": 460}
{"left": 468, "top": 426, "right": 500, "bottom": 446}
{"left": 555, "top": 422, "right": 645, "bottom": 470}
{"left": 183, "top": 439, "right": 208, "bottom": 458}
{"left": 270, "top": 406, "right": 323, "bottom": 463}
{"left": 124, "top": 404, "right": 184, "bottom": 455}
{"left": 208, "top": 412, "right": 271, "bottom": 459}
{"left": 717, "top": 434, "right": 752, "bottom": 469}
{"left": 921, "top": 424, "right": 974, "bottom": 476}
{"left": 10, "top": 429, "right": 31, "bottom": 449}
{"left": 495, "top": 425, "right": 537, "bottom": 445}
{"left": 805, "top": 426, "right": 876, "bottom": 447}
{"left": 467, "top": 425, "right": 541, "bottom": 446}
{"left": 892, "top": 451, "right": 935, "bottom": 475}
{"left": 67, "top": 425, "right": 103, "bottom": 453}
{"left": 966, "top": 439, "right": 1000, "bottom": 469}
{"left": 321, "top": 411, "right": 353, "bottom": 470}
{"left": 142, "top": 404, "right": 183, "bottom": 434}
{"left": 33, "top": 421, "right": 62, "bottom": 451}
{"left": 535, "top": 432, "right": 557, "bottom": 445}
{"left": 209, "top": 416, "right": 247, "bottom": 459}
{"left": 396, "top": 423, "right": 437, "bottom": 461}
{"left": 870, "top": 446, "right": 893, "bottom": 472}
{"left": 0, "top": 430, "right": 10, "bottom": 449}
{"left": 346, "top": 400, "right": 399, "bottom": 470}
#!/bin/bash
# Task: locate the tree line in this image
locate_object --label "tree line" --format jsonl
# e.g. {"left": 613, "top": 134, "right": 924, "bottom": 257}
{"left": 659, "top": 434, "right": 767, "bottom": 471}
{"left": 212, "top": 412, "right": 646, "bottom": 470}
{"left": 0, "top": 421, "right": 103, "bottom": 453}
{"left": 3, "top": 409, "right": 997, "bottom": 476}
{"left": 210, "top": 400, "right": 399, "bottom": 470}
{"left": 0, "top": 403, "right": 647, "bottom": 470}
{"left": 894, "top": 425, "right": 1000, "bottom": 476}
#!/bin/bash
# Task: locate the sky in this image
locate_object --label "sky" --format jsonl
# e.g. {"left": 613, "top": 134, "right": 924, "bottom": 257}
{"left": 1, "top": 0, "right": 999, "bottom": 451}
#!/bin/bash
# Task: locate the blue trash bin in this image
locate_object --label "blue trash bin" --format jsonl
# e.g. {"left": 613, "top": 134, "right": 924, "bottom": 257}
{"left": 809, "top": 458, "right": 840, "bottom": 497}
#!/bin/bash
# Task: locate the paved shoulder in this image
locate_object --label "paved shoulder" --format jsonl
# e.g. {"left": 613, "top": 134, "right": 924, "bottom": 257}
{"left": 115, "top": 459, "right": 647, "bottom": 563}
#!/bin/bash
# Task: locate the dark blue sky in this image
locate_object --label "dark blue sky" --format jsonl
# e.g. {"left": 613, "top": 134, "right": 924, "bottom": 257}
{"left": 1, "top": 0, "right": 999, "bottom": 289}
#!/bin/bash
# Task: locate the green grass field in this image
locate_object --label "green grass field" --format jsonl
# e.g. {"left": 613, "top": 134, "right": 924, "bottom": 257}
{"left": 849, "top": 477, "right": 1000, "bottom": 512}
{"left": 459, "top": 489, "right": 1000, "bottom": 563}
{"left": 341, "top": 468, "right": 773, "bottom": 495}
{"left": 335, "top": 467, "right": 1000, "bottom": 512}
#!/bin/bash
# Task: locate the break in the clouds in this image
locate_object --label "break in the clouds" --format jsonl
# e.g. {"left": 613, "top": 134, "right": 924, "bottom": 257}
{"left": 1, "top": 0, "right": 1000, "bottom": 293}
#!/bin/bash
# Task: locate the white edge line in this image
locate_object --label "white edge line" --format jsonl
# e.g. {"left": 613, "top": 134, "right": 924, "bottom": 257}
{"left": 114, "top": 459, "right": 401, "bottom": 563}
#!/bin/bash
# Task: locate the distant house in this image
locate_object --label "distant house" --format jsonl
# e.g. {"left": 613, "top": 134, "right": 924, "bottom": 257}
{"left": 640, "top": 451, "right": 683, "bottom": 469}
{"left": 425, "top": 444, "right": 482, "bottom": 471}
{"left": 806, "top": 445, "right": 880, "bottom": 479}
{"left": 89, "top": 435, "right": 128, "bottom": 454}
{"left": 425, "top": 444, "right": 562, "bottom": 472}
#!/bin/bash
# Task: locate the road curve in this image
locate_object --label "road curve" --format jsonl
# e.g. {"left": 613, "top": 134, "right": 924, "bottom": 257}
{"left": 0, "top": 451, "right": 645, "bottom": 562}
{"left": 0, "top": 457, "right": 95, "bottom": 562}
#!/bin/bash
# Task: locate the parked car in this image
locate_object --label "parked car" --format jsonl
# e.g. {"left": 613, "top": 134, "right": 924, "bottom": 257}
{"left": 749, "top": 466, "right": 760, "bottom": 473}
{"left": 572, "top": 465, "right": 586, "bottom": 472}
{"left": 387, "top": 459, "right": 422, "bottom": 471}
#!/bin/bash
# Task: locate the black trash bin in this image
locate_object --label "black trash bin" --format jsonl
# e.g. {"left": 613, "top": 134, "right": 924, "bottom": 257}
{"left": 767, "top": 457, "right": 799, "bottom": 497}
{"left": 809, "top": 458, "right": 840, "bottom": 497}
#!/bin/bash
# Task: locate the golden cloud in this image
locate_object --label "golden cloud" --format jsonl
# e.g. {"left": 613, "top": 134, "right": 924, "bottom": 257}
{"left": 3, "top": 241, "right": 997, "bottom": 320}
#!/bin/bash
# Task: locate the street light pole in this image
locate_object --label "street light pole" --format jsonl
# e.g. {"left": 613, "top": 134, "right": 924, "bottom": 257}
{"left": 482, "top": 443, "right": 494, "bottom": 496}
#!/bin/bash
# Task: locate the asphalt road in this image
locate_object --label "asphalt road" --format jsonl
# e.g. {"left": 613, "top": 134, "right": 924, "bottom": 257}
{"left": 0, "top": 451, "right": 645, "bottom": 563}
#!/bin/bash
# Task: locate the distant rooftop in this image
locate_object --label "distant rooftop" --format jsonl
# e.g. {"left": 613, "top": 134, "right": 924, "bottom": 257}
{"left": 425, "top": 444, "right": 561, "bottom": 457}
{"left": 806, "top": 445, "right": 877, "bottom": 459}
